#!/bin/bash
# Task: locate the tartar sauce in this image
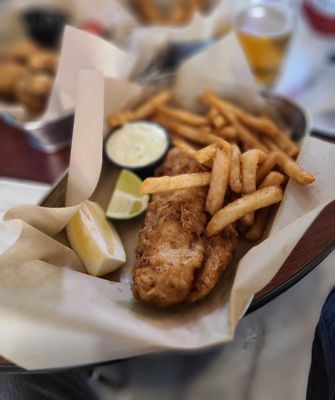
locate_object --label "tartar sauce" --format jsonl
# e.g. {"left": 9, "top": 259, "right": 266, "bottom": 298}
{"left": 106, "top": 122, "right": 168, "bottom": 168}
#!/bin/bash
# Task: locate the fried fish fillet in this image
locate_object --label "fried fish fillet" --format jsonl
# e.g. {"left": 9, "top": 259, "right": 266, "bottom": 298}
{"left": 187, "top": 226, "right": 237, "bottom": 303}
{"left": 132, "top": 148, "right": 238, "bottom": 307}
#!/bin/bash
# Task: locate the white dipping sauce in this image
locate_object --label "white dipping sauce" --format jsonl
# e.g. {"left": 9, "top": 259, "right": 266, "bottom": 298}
{"left": 106, "top": 122, "right": 168, "bottom": 167}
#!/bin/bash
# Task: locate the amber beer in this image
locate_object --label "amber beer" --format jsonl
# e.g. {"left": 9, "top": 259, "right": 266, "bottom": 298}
{"left": 235, "top": 3, "right": 293, "bottom": 87}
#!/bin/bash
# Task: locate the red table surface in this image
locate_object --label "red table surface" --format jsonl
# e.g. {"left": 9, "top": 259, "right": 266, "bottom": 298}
{"left": 0, "top": 120, "right": 70, "bottom": 183}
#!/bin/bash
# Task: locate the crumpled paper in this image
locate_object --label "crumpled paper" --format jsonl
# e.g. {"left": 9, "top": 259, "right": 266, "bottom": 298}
{"left": 0, "top": 32, "right": 334, "bottom": 370}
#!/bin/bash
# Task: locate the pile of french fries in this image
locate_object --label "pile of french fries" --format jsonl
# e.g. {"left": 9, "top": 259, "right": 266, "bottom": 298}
{"left": 134, "top": 0, "right": 205, "bottom": 26}
{"left": 108, "top": 89, "right": 315, "bottom": 242}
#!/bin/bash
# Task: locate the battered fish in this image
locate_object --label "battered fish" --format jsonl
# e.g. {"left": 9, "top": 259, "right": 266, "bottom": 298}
{"left": 132, "top": 148, "right": 238, "bottom": 307}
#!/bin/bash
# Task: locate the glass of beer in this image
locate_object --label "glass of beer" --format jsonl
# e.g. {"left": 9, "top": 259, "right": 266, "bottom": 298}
{"left": 233, "top": 0, "right": 296, "bottom": 89}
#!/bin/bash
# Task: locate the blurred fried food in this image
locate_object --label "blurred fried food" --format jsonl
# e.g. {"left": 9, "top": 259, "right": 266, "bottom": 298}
{"left": 6, "top": 40, "right": 39, "bottom": 64}
{"left": 0, "top": 62, "right": 26, "bottom": 99}
{"left": 134, "top": 0, "right": 205, "bottom": 26}
{"left": 28, "top": 50, "right": 58, "bottom": 74}
{"left": 15, "top": 72, "right": 53, "bottom": 113}
{"left": 0, "top": 40, "right": 58, "bottom": 114}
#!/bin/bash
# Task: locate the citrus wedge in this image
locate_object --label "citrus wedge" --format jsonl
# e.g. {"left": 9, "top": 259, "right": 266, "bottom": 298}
{"left": 106, "top": 169, "right": 149, "bottom": 220}
{"left": 67, "top": 200, "right": 126, "bottom": 276}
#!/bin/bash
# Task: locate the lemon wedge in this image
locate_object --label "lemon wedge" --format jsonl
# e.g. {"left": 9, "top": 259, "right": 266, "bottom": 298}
{"left": 67, "top": 200, "right": 126, "bottom": 276}
{"left": 106, "top": 169, "right": 149, "bottom": 220}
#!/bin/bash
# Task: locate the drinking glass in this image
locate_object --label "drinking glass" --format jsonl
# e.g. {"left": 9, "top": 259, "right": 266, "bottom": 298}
{"left": 232, "top": 0, "right": 297, "bottom": 90}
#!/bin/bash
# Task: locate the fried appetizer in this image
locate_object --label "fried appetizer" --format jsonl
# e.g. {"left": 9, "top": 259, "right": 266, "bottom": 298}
{"left": 6, "top": 40, "right": 39, "bottom": 65}
{"left": 15, "top": 72, "right": 53, "bottom": 113}
{"left": 28, "top": 50, "right": 58, "bottom": 75}
{"left": 132, "top": 148, "right": 238, "bottom": 307}
{"left": 0, "top": 62, "right": 26, "bottom": 99}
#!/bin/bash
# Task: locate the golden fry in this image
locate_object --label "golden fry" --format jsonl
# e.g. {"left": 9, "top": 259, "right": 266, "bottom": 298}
{"left": 206, "top": 186, "right": 283, "bottom": 236}
{"left": 216, "top": 126, "right": 237, "bottom": 140}
{"left": 202, "top": 90, "right": 298, "bottom": 156}
{"left": 260, "top": 115, "right": 299, "bottom": 157}
{"left": 261, "top": 136, "right": 282, "bottom": 152}
{"left": 246, "top": 171, "right": 286, "bottom": 242}
{"left": 206, "top": 144, "right": 231, "bottom": 215}
{"left": 135, "top": 0, "right": 161, "bottom": 23}
{"left": 245, "top": 208, "right": 270, "bottom": 242}
{"left": 256, "top": 151, "right": 315, "bottom": 185}
{"left": 153, "top": 113, "right": 219, "bottom": 145}
{"left": 141, "top": 172, "right": 211, "bottom": 195}
{"left": 207, "top": 107, "right": 218, "bottom": 119}
{"left": 108, "top": 90, "right": 172, "bottom": 128}
{"left": 195, "top": 144, "right": 217, "bottom": 164}
{"left": 207, "top": 107, "right": 226, "bottom": 128}
{"left": 240, "top": 149, "right": 267, "bottom": 226}
{"left": 201, "top": 90, "right": 237, "bottom": 124}
{"left": 241, "top": 149, "right": 267, "bottom": 194}
{"left": 258, "top": 171, "right": 286, "bottom": 189}
{"left": 235, "top": 123, "right": 269, "bottom": 152}
{"left": 168, "top": 1, "right": 186, "bottom": 24}
{"left": 170, "top": 135, "right": 197, "bottom": 159}
{"left": 229, "top": 144, "right": 242, "bottom": 194}
{"left": 157, "top": 105, "right": 207, "bottom": 126}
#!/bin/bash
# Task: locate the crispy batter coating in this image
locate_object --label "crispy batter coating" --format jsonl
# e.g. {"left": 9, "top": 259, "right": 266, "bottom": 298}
{"left": 187, "top": 226, "right": 238, "bottom": 302}
{"left": 132, "top": 148, "right": 238, "bottom": 307}
{"left": 6, "top": 41, "right": 39, "bottom": 65}
{"left": 28, "top": 51, "right": 58, "bottom": 74}
{"left": 0, "top": 62, "right": 26, "bottom": 99}
{"left": 15, "top": 72, "right": 53, "bottom": 113}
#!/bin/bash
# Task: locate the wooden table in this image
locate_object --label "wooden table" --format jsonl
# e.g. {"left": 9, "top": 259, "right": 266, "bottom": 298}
{"left": 0, "top": 121, "right": 334, "bottom": 369}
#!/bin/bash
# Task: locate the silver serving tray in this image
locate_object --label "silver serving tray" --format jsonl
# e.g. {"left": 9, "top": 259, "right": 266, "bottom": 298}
{"left": 0, "top": 110, "right": 74, "bottom": 154}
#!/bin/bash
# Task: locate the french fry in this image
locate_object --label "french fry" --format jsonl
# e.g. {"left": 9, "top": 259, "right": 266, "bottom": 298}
{"left": 258, "top": 171, "right": 286, "bottom": 189}
{"left": 212, "top": 114, "right": 226, "bottom": 128}
{"left": 235, "top": 123, "right": 269, "bottom": 152}
{"left": 246, "top": 171, "right": 286, "bottom": 242}
{"left": 141, "top": 172, "right": 211, "bottom": 194}
{"left": 260, "top": 115, "right": 299, "bottom": 157}
{"left": 206, "top": 186, "right": 283, "bottom": 236}
{"left": 108, "top": 90, "right": 172, "bottom": 128}
{"left": 207, "top": 107, "right": 226, "bottom": 128}
{"left": 135, "top": 0, "right": 161, "bottom": 23}
{"left": 245, "top": 208, "right": 270, "bottom": 242}
{"left": 157, "top": 105, "right": 207, "bottom": 126}
{"left": 195, "top": 144, "right": 217, "bottom": 164}
{"left": 261, "top": 136, "right": 282, "bottom": 152}
{"left": 256, "top": 151, "right": 315, "bottom": 185}
{"left": 206, "top": 144, "right": 231, "bottom": 215}
{"left": 215, "top": 125, "right": 237, "bottom": 140}
{"left": 133, "top": 90, "right": 172, "bottom": 118}
{"left": 242, "top": 149, "right": 267, "bottom": 194}
{"left": 202, "top": 90, "right": 298, "bottom": 156}
{"left": 107, "top": 111, "right": 134, "bottom": 128}
{"left": 182, "top": 0, "right": 198, "bottom": 23}
{"left": 240, "top": 149, "right": 267, "bottom": 226}
{"left": 169, "top": 1, "right": 186, "bottom": 24}
{"left": 239, "top": 112, "right": 299, "bottom": 157}
{"left": 201, "top": 90, "right": 237, "bottom": 124}
{"left": 229, "top": 144, "right": 242, "bottom": 194}
{"left": 207, "top": 107, "right": 218, "bottom": 119}
{"left": 171, "top": 135, "right": 197, "bottom": 159}
{"left": 153, "top": 113, "right": 219, "bottom": 145}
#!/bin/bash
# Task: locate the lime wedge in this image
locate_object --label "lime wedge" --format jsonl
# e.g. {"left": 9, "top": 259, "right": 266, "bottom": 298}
{"left": 106, "top": 170, "right": 149, "bottom": 220}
